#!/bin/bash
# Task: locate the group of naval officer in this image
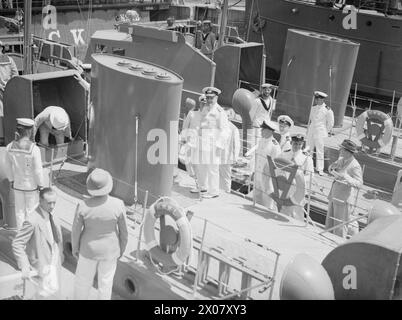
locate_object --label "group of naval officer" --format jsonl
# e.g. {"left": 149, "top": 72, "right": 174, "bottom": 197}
{"left": 181, "top": 84, "right": 363, "bottom": 238}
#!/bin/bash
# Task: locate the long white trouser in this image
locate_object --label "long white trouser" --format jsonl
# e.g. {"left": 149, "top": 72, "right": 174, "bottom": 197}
{"left": 219, "top": 164, "right": 232, "bottom": 193}
{"left": 74, "top": 255, "right": 117, "bottom": 300}
{"left": 14, "top": 189, "right": 39, "bottom": 229}
{"left": 197, "top": 164, "right": 220, "bottom": 196}
{"left": 307, "top": 130, "right": 325, "bottom": 172}
{"left": 39, "top": 125, "right": 65, "bottom": 146}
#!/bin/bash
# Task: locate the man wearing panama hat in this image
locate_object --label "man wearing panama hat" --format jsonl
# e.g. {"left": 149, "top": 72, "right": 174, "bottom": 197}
{"left": 326, "top": 139, "right": 362, "bottom": 238}
{"left": 72, "top": 168, "right": 128, "bottom": 300}
{"left": 34, "top": 106, "right": 73, "bottom": 146}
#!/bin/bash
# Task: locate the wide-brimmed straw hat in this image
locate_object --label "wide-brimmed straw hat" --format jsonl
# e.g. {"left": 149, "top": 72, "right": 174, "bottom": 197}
{"left": 86, "top": 168, "right": 113, "bottom": 196}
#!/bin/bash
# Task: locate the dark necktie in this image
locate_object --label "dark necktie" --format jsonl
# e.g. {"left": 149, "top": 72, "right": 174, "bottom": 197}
{"left": 49, "top": 214, "right": 60, "bottom": 244}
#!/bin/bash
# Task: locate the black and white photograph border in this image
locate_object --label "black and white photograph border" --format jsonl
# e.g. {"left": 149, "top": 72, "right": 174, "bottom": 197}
{"left": 0, "top": 0, "right": 401, "bottom": 302}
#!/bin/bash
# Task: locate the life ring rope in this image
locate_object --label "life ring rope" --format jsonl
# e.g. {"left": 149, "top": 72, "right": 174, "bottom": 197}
{"left": 143, "top": 197, "right": 192, "bottom": 271}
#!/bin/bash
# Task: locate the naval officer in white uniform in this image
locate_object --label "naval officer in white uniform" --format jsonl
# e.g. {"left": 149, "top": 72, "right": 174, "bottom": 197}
{"left": 249, "top": 120, "right": 282, "bottom": 211}
{"left": 195, "top": 86, "right": 230, "bottom": 199}
{"left": 306, "top": 91, "right": 334, "bottom": 176}
{"left": 279, "top": 134, "right": 314, "bottom": 221}
{"left": 278, "top": 115, "right": 294, "bottom": 152}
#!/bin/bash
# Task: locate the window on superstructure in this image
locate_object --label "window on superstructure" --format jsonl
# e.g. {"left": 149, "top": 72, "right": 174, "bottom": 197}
{"left": 112, "top": 47, "right": 125, "bottom": 56}
{"left": 95, "top": 44, "right": 107, "bottom": 54}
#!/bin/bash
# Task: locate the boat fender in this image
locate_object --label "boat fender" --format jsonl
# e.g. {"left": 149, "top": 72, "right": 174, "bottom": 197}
{"left": 355, "top": 110, "right": 393, "bottom": 151}
{"left": 143, "top": 197, "right": 192, "bottom": 268}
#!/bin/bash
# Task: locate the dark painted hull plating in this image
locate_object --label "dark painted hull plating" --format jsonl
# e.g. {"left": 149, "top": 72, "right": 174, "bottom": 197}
{"left": 246, "top": 0, "right": 402, "bottom": 96}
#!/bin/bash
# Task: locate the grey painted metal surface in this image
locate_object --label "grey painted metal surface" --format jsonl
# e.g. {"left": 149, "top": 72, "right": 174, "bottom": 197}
{"left": 89, "top": 54, "right": 183, "bottom": 204}
{"left": 276, "top": 29, "right": 360, "bottom": 126}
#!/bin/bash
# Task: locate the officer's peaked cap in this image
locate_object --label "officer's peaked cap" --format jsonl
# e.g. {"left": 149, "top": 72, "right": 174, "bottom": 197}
{"left": 314, "top": 91, "right": 328, "bottom": 98}
{"left": 291, "top": 134, "right": 305, "bottom": 143}
{"left": 202, "top": 86, "right": 221, "bottom": 96}
{"left": 278, "top": 115, "right": 294, "bottom": 128}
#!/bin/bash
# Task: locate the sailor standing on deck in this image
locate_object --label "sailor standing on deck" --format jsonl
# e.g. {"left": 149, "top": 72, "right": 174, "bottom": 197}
{"left": 278, "top": 115, "right": 294, "bottom": 152}
{"left": 326, "top": 139, "right": 362, "bottom": 238}
{"left": 254, "top": 83, "right": 275, "bottom": 126}
{"left": 219, "top": 109, "right": 241, "bottom": 193}
{"left": 200, "top": 20, "right": 217, "bottom": 59}
{"left": 4, "top": 118, "right": 45, "bottom": 229}
{"left": 306, "top": 91, "right": 334, "bottom": 176}
{"left": 34, "top": 106, "right": 72, "bottom": 147}
{"left": 249, "top": 120, "right": 282, "bottom": 211}
{"left": 194, "top": 86, "right": 230, "bottom": 199}
{"left": 279, "top": 135, "right": 314, "bottom": 221}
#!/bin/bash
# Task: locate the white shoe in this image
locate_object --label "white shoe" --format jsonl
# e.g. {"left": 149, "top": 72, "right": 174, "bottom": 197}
{"left": 318, "top": 171, "right": 324, "bottom": 176}
{"left": 202, "top": 193, "right": 219, "bottom": 199}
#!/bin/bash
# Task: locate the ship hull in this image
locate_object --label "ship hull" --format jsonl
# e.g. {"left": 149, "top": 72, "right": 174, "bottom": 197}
{"left": 0, "top": 2, "right": 183, "bottom": 60}
{"left": 246, "top": 0, "right": 402, "bottom": 96}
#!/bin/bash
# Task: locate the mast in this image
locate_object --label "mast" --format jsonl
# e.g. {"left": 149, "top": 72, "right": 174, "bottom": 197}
{"left": 217, "top": 0, "right": 229, "bottom": 49}
{"left": 23, "top": 0, "right": 32, "bottom": 75}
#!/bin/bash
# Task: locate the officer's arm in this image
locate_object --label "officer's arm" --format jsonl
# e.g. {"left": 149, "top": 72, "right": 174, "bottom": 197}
{"left": 12, "top": 220, "right": 34, "bottom": 272}
{"left": 32, "top": 146, "right": 44, "bottom": 189}
{"left": 233, "top": 126, "right": 241, "bottom": 161}
{"left": 326, "top": 109, "right": 334, "bottom": 133}
{"left": 216, "top": 110, "right": 230, "bottom": 149}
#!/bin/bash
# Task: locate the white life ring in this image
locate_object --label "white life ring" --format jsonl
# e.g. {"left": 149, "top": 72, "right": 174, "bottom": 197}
{"left": 356, "top": 110, "right": 393, "bottom": 151}
{"left": 143, "top": 197, "right": 192, "bottom": 267}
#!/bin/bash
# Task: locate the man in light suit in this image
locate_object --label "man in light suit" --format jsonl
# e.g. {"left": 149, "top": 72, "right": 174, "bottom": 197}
{"left": 326, "top": 139, "right": 363, "bottom": 238}
{"left": 12, "top": 188, "right": 64, "bottom": 299}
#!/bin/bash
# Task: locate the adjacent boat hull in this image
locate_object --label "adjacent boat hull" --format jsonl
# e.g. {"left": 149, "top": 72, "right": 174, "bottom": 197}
{"left": 246, "top": 0, "right": 402, "bottom": 96}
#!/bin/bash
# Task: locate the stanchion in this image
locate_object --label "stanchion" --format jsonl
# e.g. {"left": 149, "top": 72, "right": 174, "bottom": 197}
{"left": 193, "top": 219, "right": 208, "bottom": 297}
{"left": 136, "top": 190, "right": 149, "bottom": 261}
